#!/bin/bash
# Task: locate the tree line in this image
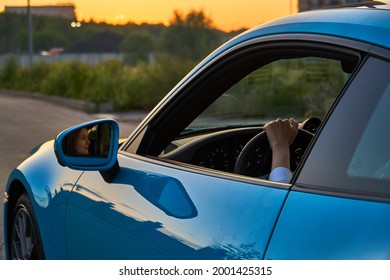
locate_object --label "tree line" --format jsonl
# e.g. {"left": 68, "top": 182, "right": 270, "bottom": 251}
{"left": 0, "top": 9, "right": 242, "bottom": 62}
{"left": 0, "top": 10, "right": 247, "bottom": 111}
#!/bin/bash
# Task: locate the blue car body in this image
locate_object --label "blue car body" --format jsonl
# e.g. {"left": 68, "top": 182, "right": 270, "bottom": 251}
{"left": 4, "top": 2, "right": 390, "bottom": 259}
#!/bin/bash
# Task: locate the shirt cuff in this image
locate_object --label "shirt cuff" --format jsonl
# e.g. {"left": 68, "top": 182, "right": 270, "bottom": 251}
{"left": 269, "top": 167, "right": 292, "bottom": 183}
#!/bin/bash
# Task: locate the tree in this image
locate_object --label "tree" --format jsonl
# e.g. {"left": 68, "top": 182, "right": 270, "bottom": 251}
{"left": 120, "top": 30, "right": 155, "bottom": 64}
{"left": 34, "top": 30, "right": 69, "bottom": 51}
{"left": 159, "top": 9, "right": 223, "bottom": 61}
{"left": 0, "top": 13, "right": 27, "bottom": 53}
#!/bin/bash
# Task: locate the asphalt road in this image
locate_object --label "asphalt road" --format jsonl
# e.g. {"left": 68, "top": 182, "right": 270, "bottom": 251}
{"left": 0, "top": 92, "right": 144, "bottom": 259}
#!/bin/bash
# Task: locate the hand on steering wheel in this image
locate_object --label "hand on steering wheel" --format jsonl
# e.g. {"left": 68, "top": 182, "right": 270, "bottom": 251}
{"left": 234, "top": 128, "right": 313, "bottom": 178}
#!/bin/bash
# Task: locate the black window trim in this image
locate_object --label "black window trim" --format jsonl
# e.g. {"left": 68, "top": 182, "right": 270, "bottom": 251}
{"left": 293, "top": 183, "right": 390, "bottom": 203}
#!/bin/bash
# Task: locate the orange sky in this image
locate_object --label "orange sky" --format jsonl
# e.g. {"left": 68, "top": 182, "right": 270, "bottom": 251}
{"left": 0, "top": 0, "right": 297, "bottom": 31}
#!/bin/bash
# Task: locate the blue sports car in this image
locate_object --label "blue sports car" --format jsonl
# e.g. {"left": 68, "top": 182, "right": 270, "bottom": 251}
{"left": 4, "top": 1, "right": 390, "bottom": 259}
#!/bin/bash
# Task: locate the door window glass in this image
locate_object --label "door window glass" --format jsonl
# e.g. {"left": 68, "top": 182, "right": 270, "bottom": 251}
{"left": 158, "top": 48, "right": 358, "bottom": 176}
{"left": 188, "top": 57, "right": 349, "bottom": 129}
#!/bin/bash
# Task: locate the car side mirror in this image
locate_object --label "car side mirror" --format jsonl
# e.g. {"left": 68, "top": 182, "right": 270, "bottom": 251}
{"left": 54, "top": 119, "right": 119, "bottom": 172}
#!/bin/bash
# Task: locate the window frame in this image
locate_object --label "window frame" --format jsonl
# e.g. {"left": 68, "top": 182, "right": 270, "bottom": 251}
{"left": 125, "top": 39, "right": 362, "bottom": 158}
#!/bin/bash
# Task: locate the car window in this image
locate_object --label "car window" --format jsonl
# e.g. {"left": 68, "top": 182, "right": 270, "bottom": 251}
{"left": 188, "top": 57, "right": 349, "bottom": 129}
{"left": 348, "top": 82, "right": 390, "bottom": 180}
{"left": 297, "top": 56, "right": 390, "bottom": 198}
{"left": 149, "top": 44, "right": 362, "bottom": 176}
{"left": 126, "top": 42, "right": 361, "bottom": 179}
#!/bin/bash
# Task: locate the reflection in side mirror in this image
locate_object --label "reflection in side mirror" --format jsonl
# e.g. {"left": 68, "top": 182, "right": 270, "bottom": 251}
{"left": 55, "top": 119, "right": 119, "bottom": 171}
{"left": 63, "top": 122, "right": 112, "bottom": 157}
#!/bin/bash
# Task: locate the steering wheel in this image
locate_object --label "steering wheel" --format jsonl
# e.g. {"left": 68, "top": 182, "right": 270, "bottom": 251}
{"left": 234, "top": 129, "right": 313, "bottom": 178}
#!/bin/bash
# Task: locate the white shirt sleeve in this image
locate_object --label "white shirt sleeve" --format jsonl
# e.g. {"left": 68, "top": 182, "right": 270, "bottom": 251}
{"left": 269, "top": 167, "right": 292, "bottom": 183}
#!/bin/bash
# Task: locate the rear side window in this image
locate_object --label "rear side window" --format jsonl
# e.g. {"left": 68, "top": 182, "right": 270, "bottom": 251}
{"left": 297, "top": 56, "right": 390, "bottom": 198}
{"left": 348, "top": 83, "right": 390, "bottom": 180}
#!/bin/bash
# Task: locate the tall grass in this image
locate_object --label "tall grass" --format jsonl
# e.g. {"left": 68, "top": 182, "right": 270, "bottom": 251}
{"left": 0, "top": 55, "right": 196, "bottom": 112}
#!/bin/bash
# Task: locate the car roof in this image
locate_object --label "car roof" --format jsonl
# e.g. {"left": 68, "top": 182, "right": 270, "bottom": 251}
{"left": 222, "top": 1, "right": 390, "bottom": 53}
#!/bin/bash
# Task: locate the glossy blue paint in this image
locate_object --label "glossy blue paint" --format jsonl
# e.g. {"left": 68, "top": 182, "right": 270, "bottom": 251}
{"left": 64, "top": 154, "right": 289, "bottom": 259}
{"left": 4, "top": 140, "right": 83, "bottom": 259}
{"left": 265, "top": 191, "right": 390, "bottom": 259}
{"left": 227, "top": 8, "right": 390, "bottom": 54}
{"left": 254, "top": 9, "right": 390, "bottom": 49}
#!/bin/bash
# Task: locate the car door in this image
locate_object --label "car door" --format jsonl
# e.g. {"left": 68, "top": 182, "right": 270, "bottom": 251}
{"left": 65, "top": 154, "right": 289, "bottom": 259}
{"left": 265, "top": 55, "right": 390, "bottom": 259}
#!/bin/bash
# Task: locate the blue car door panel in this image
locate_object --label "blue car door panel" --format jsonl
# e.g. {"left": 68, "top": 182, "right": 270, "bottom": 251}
{"left": 265, "top": 191, "right": 390, "bottom": 259}
{"left": 65, "top": 154, "right": 289, "bottom": 259}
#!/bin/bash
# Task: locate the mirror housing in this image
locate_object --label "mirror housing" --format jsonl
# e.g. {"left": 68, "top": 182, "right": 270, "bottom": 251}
{"left": 54, "top": 119, "right": 119, "bottom": 171}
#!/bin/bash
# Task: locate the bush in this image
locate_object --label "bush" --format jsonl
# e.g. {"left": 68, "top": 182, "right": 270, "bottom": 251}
{"left": 22, "top": 62, "right": 52, "bottom": 92}
{"left": 40, "top": 61, "right": 92, "bottom": 98}
{"left": 84, "top": 60, "right": 124, "bottom": 104}
{"left": 0, "top": 54, "right": 196, "bottom": 112}
{"left": 114, "top": 53, "right": 195, "bottom": 110}
{"left": 0, "top": 56, "right": 19, "bottom": 88}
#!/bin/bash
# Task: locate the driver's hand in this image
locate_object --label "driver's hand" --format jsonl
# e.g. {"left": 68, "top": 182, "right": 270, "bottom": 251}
{"left": 264, "top": 118, "right": 298, "bottom": 170}
{"left": 264, "top": 118, "right": 298, "bottom": 149}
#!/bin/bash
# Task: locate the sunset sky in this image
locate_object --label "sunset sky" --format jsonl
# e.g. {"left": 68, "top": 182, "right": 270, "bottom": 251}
{"left": 0, "top": 0, "right": 298, "bottom": 31}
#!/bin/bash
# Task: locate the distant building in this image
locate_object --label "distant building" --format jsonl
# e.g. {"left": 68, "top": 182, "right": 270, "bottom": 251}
{"left": 299, "top": 0, "right": 369, "bottom": 12}
{"left": 5, "top": 4, "right": 76, "bottom": 20}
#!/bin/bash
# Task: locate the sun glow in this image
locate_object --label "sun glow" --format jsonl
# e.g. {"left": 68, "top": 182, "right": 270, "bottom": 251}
{"left": 0, "top": 0, "right": 297, "bottom": 31}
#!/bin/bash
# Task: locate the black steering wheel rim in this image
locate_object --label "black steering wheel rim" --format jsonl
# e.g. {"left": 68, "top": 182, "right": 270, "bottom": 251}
{"left": 234, "top": 128, "right": 313, "bottom": 178}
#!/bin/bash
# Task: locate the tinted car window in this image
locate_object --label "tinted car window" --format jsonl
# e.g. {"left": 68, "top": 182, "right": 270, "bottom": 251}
{"left": 297, "top": 56, "right": 390, "bottom": 198}
{"left": 348, "top": 83, "right": 390, "bottom": 180}
{"left": 188, "top": 57, "right": 349, "bottom": 129}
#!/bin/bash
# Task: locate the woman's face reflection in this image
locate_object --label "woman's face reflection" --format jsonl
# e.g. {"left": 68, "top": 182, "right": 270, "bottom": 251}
{"left": 73, "top": 127, "right": 91, "bottom": 155}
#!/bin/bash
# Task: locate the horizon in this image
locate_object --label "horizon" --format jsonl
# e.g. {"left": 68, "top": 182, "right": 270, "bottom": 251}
{"left": 0, "top": 0, "right": 298, "bottom": 32}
